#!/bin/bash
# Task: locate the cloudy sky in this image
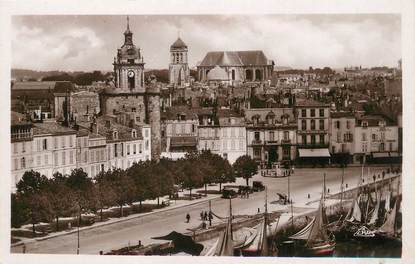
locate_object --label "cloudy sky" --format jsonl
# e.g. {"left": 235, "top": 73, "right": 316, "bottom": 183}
{"left": 12, "top": 14, "right": 401, "bottom": 71}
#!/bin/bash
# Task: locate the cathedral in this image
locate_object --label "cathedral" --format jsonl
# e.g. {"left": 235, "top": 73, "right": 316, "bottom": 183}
{"left": 197, "top": 50, "right": 275, "bottom": 85}
{"left": 99, "top": 17, "right": 161, "bottom": 160}
{"left": 169, "top": 37, "right": 190, "bottom": 87}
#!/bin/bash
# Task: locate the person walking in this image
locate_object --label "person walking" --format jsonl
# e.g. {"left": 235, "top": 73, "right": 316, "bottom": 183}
{"left": 204, "top": 211, "right": 208, "bottom": 221}
{"left": 200, "top": 211, "right": 204, "bottom": 220}
{"left": 208, "top": 211, "right": 213, "bottom": 226}
{"left": 186, "top": 213, "right": 190, "bottom": 223}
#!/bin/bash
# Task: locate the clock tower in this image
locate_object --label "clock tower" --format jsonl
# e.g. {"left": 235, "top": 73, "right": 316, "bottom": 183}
{"left": 113, "top": 16, "right": 145, "bottom": 91}
{"left": 100, "top": 16, "right": 161, "bottom": 160}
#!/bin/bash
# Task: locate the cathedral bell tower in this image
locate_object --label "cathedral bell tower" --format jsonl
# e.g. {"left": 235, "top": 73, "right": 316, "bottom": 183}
{"left": 169, "top": 35, "right": 190, "bottom": 87}
{"left": 113, "top": 16, "right": 145, "bottom": 92}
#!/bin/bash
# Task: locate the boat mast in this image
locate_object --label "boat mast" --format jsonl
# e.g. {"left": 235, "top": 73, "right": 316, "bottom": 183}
{"left": 288, "top": 168, "right": 294, "bottom": 228}
{"left": 340, "top": 165, "right": 344, "bottom": 211}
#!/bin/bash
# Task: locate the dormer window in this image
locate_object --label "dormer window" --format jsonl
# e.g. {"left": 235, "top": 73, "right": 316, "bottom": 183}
{"left": 282, "top": 116, "right": 288, "bottom": 125}
{"left": 113, "top": 130, "right": 119, "bottom": 140}
{"left": 362, "top": 121, "right": 368, "bottom": 128}
{"left": 132, "top": 129, "right": 137, "bottom": 138}
{"left": 252, "top": 116, "right": 260, "bottom": 125}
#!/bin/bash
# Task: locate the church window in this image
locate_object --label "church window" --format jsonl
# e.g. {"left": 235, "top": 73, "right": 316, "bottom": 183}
{"left": 128, "top": 74, "right": 135, "bottom": 89}
{"left": 255, "top": 69, "right": 262, "bottom": 81}
{"left": 232, "top": 69, "right": 235, "bottom": 80}
{"left": 246, "top": 69, "right": 253, "bottom": 81}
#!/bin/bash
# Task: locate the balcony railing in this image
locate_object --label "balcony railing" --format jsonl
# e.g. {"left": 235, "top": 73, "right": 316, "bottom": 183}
{"left": 281, "top": 139, "right": 291, "bottom": 144}
{"left": 266, "top": 140, "right": 278, "bottom": 144}
{"left": 252, "top": 139, "right": 262, "bottom": 145}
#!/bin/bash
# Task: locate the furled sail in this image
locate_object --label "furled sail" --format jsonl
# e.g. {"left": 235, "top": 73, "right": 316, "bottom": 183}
{"left": 289, "top": 217, "right": 315, "bottom": 240}
{"left": 259, "top": 215, "right": 269, "bottom": 256}
{"left": 384, "top": 191, "right": 391, "bottom": 212}
{"left": 368, "top": 193, "right": 380, "bottom": 225}
{"left": 347, "top": 199, "right": 362, "bottom": 223}
{"left": 214, "top": 215, "right": 234, "bottom": 256}
{"left": 378, "top": 199, "right": 398, "bottom": 236}
{"left": 306, "top": 198, "right": 329, "bottom": 246}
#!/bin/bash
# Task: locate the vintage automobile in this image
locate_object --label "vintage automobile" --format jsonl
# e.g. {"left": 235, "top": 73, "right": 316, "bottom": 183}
{"left": 252, "top": 181, "right": 265, "bottom": 192}
{"left": 221, "top": 186, "right": 238, "bottom": 199}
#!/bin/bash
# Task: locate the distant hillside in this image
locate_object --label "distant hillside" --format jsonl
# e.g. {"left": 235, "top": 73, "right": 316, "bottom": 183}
{"left": 11, "top": 69, "right": 111, "bottom": 82}
{"left": 274, "top": 66, "right": 293, "bottom": 72}
{"left": 12, "top": 69, "right": 68, "bottom": 81}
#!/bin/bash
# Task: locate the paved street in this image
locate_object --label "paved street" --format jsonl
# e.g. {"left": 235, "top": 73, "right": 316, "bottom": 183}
{"left": 11, "top": 165, "right": 393, "bottom": 255}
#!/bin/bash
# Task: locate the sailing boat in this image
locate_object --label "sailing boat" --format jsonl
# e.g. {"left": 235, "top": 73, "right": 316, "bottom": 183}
{"left": 288, "top": 182, "right": 336, "bottom": 256}
{"left": 375, "top": 178, "right": 402, "bottom": 243}
{"left": 240, "top": 187, "right": 272, "bottom": 256}
{"left": 205, "top": 199, "right": 234, "bottom": 256}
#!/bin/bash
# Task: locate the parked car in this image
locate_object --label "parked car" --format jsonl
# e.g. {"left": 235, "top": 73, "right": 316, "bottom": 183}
{"left": 252, "top": 181, "right": 265, "bottom": 192}
{"left": 222, "top": 187, "right": 238, "bottom": 199}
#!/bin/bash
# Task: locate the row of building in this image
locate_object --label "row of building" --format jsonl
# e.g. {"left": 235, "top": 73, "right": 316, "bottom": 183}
{"left": 160, "top": 99, "right": 401, "bottom": 166}
{"left": 11, "top": 111, "right": 152, "bottom": 189}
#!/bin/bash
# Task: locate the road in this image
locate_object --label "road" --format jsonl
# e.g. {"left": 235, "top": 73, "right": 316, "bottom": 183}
{"left": 11, "top": 165, "right": 393, "bottom": 254}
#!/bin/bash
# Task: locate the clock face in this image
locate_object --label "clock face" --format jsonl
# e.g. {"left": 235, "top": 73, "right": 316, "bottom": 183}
{"left": 128, "top": 71, "right": 135, "bottom": 78}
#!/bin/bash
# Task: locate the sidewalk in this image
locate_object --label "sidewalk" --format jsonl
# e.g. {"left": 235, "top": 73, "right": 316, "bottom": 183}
{"left": 11, "top": 191, "right": 223, "bottom": 248}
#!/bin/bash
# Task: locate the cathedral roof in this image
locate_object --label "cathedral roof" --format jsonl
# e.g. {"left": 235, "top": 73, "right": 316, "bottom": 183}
{"left": 171, "top": 37, "right": 187, "bottom": 49}
{"left": 199, "top": 50, "right": 271, "bottom": 67}
{"left": 207, "top": 65, "right": 229, "bottom": 81}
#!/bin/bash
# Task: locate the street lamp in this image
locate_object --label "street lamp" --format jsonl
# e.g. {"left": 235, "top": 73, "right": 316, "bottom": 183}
{"left": 77, "top": 206, "right": 80, "bottom": 255}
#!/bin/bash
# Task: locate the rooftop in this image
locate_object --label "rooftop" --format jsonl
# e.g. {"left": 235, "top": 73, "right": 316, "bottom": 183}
{"left": 33, "top": 122, "right": 77, "bottom": 136}
{"left": 170, "top": 37, "right": 187, "bottom": 49}
{"left": 161, "top": 106, "right": 199, "bottom": 120}
{"left": 295, "top": 99, "right": 329, "bottom": 107}
{"left": 199, "top": 50, "right": 271, "bottom": 67}
{"left": 12, "top": 81, "right": 56, "bottom": 90}
{"left": 331, "top": 111, "right": 355, "bottom": 118}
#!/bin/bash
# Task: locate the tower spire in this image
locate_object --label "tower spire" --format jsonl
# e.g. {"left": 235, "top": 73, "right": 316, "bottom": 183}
{"left": 127, "top": 16, "right": 130, "bottom": 31}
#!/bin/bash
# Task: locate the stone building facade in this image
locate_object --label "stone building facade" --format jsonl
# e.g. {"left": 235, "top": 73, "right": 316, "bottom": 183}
{"left": 245, "top": 108, "right": 297, "bottom": 166}
{"left": 329, "top": 112, "right": 355, "bottom": 158}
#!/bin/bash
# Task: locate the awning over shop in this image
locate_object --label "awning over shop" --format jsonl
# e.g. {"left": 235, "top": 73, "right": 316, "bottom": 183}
{"left": 298, "top": 148, "right": 331, "bottom": 158}
{"left": 372, "top": 152, "right": 401, "bottom": 158}
{"left": 389, "top": 152, "right": 400, "bottom": 157}
{"left": 170, "top": 136, "right": 198, "bottom": 147}
{"left": 372, "top": 152, "right": 390, "bottom": 158}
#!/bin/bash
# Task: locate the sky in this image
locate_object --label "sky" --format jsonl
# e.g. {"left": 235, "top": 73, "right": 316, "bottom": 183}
{"left": 11, "top": 14, "right": 401, "bottom": 71}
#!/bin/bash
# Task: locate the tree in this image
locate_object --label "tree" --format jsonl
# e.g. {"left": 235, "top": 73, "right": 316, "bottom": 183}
{"left": 66, "top": 168, "right": 94, "bottom": 225}
{"left": 45, "top": 173, "right": 77, "bottom": 231}
{"left": 180, "top": 158, "right": 203, "bottom": 200}
{"left": 212, "top": 157, "right": 234, "bottom": 191}
{"left": 128, "top": 161, "right": 152, "bottom": 211}
{"left": 16, "top": 170, "right": 50, "bottom": 234}
{"left": 94, "top": 171, "right": 117, "bottom": 221}
{"left": 233, "top": 155, "right": 258, "bottom": 186}
{"left": 106, "top": 168, "right": 136, "bottom": 217}
{"left": 11, "top": 193, "right": 29, "bottom": 228}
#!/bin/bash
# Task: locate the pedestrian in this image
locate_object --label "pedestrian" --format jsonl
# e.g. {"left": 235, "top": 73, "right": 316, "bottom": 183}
{"left": 204, "top": 211, "right": 208, "bottom": 221}
{"left": 186, "top": 213, "right": 190, "bottom": 223}
{"left": 22, "top": 244, "right": 26, "bottom": 254}
{"left": 200, "top": 211, "right": 204, "bottom": 220}
{"left": 208, "top": 211, "right": 213, "bottom": 226}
